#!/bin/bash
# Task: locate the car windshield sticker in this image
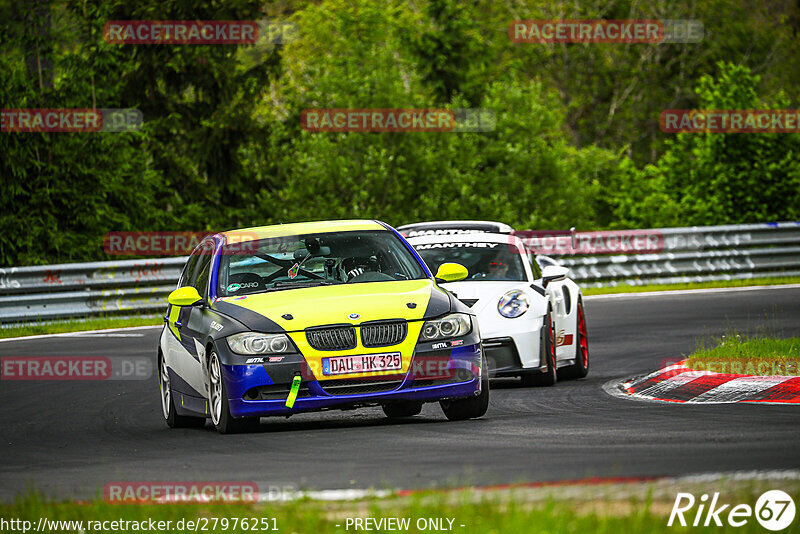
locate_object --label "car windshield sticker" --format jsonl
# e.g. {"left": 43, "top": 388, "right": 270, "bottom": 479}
{"left": 288, "top": 263, "right": 300, "bottom": 279}
{"left": 414, "top": 242, "right": 498, "bottom": 249}
{"left": 406, "top": 229, "right": 488, "bottom": 236}
{"left": 227, "top": 283, "right": 240, "bottom": 292}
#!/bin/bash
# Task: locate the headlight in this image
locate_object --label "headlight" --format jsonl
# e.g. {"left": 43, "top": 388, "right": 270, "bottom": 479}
{"left": 498, "top": 290, "right": 529, "bottom": 318}
{"left": 420, "top": 313, "right": 471, "bottom": 341}
{"left": 226, "top": 332, "right": 295, "bottom": 355}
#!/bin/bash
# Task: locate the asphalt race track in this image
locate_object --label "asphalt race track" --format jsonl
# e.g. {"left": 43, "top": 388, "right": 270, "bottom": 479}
{"left": 1, "top": 287, "right": 799, "bottom": 501}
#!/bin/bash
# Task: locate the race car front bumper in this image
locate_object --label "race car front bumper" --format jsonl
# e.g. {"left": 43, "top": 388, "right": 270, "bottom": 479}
{"left": 481, "top": 316, "right": 545, "bottom": 376}
{"left": 220, "top": 340, "right": 483, "bottom": 418}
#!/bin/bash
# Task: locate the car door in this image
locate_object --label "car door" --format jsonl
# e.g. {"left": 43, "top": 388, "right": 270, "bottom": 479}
{"left": 165, "top": 240, "right": 214, "bottom": 399}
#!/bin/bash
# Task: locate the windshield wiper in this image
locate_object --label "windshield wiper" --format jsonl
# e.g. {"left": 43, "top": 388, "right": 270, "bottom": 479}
{"left": 267, "top": 280, "right": 340, "bottom": 290}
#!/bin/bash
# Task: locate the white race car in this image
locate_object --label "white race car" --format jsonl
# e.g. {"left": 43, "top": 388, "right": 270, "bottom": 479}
{"left": 401, "top": 221, "right": 589, "bottom": 385}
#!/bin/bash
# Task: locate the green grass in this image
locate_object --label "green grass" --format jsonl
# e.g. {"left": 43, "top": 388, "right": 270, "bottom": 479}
{"left": 5, "top": 483, "right": 799, "bottom": 534}
{"left": 583, "top": 276, "right": 800, "bottom": 295}
{"left": 0, "top": 316, "right": 161, "bottom": 339}
{"left": 686, "top": 335, "right": 800, "bottom": 375}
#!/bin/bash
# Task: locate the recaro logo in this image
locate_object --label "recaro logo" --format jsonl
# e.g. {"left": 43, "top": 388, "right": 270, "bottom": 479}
{"left": 668, "top": 490, "right": 796, "bottom": 530}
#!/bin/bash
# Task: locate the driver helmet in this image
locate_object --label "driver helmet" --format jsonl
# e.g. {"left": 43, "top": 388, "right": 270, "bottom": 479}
{"left": 342, "top": 256, "right": 377, "bottom": 280}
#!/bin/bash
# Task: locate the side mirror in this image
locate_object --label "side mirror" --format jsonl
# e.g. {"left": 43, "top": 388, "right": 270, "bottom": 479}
{"left": 435, "top": 263, "right": 469, "bottom": 283}
{"left": 541, "top": 265, "right": 569, "bottom": 287}
{"left": 168, "top": 286, "right": 203, "bottom": 307}
{"left": 535, "top": 254, "right": 561, "bottom": 269}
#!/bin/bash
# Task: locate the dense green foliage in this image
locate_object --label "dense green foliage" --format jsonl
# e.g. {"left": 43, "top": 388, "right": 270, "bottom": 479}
{"left": 1, "top": 0, "right": 799, "bottom": 265}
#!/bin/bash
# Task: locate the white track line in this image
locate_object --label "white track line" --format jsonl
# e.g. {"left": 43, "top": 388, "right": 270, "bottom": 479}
{"left": 675, "top": 469, "right": 800, "bottom": 483}
{"left": 253, "top": 470, "right": 800, "bottom": 502}
{"left": 585, "top": 283, "right": 800, "bottom": 300}
{"left": 257, "top": 488, "right": 392, "bottom": 502}
{"left": 0, "top": 325, "right": 162, "bottom": 343}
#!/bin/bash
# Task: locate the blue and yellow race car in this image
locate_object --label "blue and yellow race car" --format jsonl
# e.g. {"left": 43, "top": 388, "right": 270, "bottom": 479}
{"left": 158, "top": 220, "right": 488, "bottom": 433}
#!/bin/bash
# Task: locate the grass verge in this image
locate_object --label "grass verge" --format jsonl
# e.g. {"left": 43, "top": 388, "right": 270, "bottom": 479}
{"left": 4, "top": 479, "right": 799, "bottom": 534}
{"left": 583, "top": 276, "right": 800, "bottom": 295}
{"left": 685, "top": 335, "right": 800, "bottom": 375}
{"left": 0, "top": 316, "right": 161, "bottom": 339}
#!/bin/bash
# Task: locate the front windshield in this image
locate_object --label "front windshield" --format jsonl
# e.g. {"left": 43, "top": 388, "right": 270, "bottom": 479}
{"left": 217, "top": 230, "right": 427, "bottom": 297}
{"left": 414, "top": 242, "right": 527, "bottom": 282}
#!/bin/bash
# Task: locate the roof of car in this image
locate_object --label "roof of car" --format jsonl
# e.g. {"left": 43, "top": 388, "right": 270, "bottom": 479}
{"left": 397, "top": 220, "right": 514, "bottom": 236}
{"left": 221, "top": 220, "right": 386, "bottom": 242}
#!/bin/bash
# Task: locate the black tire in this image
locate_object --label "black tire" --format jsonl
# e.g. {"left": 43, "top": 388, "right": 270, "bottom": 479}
{"left": 524, "top": 308, "right": 557, "bottom": 387}
{"left": 209, "top": 350, "right": 259, "bottom": 434}
{"left": 382, "top": 401, "right": 423, "bottom": 418}
{"left": 560, "top": 299, "right": 589, "bottom": 380}
{"left": 440, "top": 357, "right": 489, "bottom": 421}
{"left": 159, "top": 353, "right": 206, "bottom": 429}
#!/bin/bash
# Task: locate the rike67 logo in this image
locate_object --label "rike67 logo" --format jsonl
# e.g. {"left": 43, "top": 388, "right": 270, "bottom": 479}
{"left": 669, "top": 490, "right": 796, "bottom": 531}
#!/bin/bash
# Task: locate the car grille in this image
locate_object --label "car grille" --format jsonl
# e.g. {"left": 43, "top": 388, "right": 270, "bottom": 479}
{"left": 361, "top": 321, "right": 408, "bottom": 347}
{"left": 319, "top": 378, "right": 404, "bottom": 396}
{"left": 306, "top": 326, "right": 357, "bottom": 351}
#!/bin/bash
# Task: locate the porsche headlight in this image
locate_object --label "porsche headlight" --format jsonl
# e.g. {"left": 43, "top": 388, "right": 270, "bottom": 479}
{"left": 498, "top": 290, "right": 529, "bottom": 318}
{"left": 226, "top": 332, "right": 295, "bottom": 355}
{"left": 420, "top": 313, "right": 471, "bottom": 341}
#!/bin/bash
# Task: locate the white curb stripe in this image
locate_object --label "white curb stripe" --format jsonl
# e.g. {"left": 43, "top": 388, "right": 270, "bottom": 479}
{"left": 688, "top": 375, "right": 795, "bottom": 403}
{"left": 635, "top": 370, "right": 714, "bottom": 398}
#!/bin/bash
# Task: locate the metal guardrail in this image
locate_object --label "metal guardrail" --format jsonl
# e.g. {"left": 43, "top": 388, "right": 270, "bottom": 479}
{"left": 551, "top": 222, "right": 800, "bottom": 288}
{"left": 0, "top": 222, "right": 798, "bottom": 324}
{"left": 0, "top": 258, "right": 185, "bottom": 323}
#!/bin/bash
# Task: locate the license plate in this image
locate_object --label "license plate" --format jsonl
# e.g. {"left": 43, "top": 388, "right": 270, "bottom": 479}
{"left": 322, "top": 352, "right": 402, "bottom": 376}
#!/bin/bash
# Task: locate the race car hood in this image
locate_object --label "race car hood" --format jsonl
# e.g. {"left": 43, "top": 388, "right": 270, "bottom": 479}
{"left": 212, "top": 279, "right": 453, "bottom": 332}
